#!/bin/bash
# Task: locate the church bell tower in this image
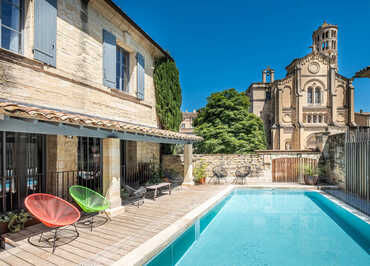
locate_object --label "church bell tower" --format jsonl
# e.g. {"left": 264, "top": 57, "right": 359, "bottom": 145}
{"left": 312, "top": 22, "right": 338, "bottom": 68}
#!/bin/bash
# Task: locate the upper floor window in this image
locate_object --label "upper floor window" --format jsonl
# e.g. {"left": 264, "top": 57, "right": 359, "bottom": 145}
{"left": 116, "top": 46, "right": 130, "bottom": 92}
{"left": 307, "top": 87, "right": 313, "bottom": 104}
{"left": 314, "top": 87, "right": 321, "bottom": 104}
{"left": 1, "top": 0, "right": 22, "bottom": 54}
{"left": 308, "top": 87, "right": 322, "bottom": 104}
{"left": 181, "top": 123, "right": 185, "bottom": 128}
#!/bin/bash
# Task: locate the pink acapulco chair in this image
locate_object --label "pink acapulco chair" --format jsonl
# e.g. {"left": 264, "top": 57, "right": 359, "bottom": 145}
{"left": 25, "top": 193, "right": 81, "bottom": 253}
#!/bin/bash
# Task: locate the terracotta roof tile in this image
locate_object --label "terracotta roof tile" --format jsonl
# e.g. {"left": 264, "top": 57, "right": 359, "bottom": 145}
{"left": 0, "top": 101, "right": 202, "bottom": 142}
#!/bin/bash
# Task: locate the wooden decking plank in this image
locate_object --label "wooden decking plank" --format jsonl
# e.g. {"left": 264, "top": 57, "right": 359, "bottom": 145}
{"left": 0, "top": 185, "right": 224, "bottom": 265}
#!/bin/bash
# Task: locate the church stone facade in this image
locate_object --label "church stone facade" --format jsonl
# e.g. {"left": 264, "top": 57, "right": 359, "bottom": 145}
{"left": 247, "top": 22, "right": 355, "bottom": 151}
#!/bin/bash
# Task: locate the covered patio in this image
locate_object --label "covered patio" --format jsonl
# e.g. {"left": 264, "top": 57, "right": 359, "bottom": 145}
{"left": 0, "top": 101, "right": 200, "bottom": 216}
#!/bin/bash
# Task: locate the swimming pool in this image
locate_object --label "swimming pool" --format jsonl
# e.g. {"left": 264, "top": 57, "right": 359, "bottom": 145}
{"left": 145, "top": 189, "right": 370, "bottom": 266}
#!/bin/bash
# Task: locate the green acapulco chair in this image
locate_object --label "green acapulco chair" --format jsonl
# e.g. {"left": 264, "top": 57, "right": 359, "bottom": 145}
{"left": 69, "top": 185, "right": 111, "bottom": 231}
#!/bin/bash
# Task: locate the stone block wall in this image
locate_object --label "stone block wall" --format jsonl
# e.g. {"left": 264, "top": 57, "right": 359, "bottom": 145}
{"left": 321, "top": 133, "right": 345, "bottom": 188}
{"left": 137, "top": 142, "right": 160, "bottom": 166}
{"left": 46, "top": 135, "right": 78, "bottom": 196}
{"left": 162, "top": 154, "right": 267, "bottom": 182}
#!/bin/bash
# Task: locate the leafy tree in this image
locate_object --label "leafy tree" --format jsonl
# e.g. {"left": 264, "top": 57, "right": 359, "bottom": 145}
{"left": 154, "top": 58, "right": 182, "bottom": 154}
{"left": 194, "top": 88, "right": 266, "bottom": 154}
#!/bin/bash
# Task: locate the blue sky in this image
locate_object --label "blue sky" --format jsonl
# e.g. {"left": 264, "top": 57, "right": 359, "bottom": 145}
{"left": 114, "top": 0, "right": 370, "bottom": 112}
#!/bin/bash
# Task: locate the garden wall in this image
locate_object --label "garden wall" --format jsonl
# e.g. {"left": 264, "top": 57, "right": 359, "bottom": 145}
{"left": 162, "top": 154, "right": 268, "bottom": 183}
{"left": 162, "top": 151, "right": 322, "bottom": 184}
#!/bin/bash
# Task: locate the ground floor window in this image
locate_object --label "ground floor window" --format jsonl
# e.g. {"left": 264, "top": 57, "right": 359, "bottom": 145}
{"left": 77, "top": 137, "right": 102, "bottom": 193}
{"left": 0, "top": 131, "right": 45, "bottom": 212}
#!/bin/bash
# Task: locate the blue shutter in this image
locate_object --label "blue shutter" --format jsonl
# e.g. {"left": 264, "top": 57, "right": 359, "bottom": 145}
{"left": 137, "top": 53, "right": 145, "bottom": 100}
{"left": 34, "top": 0, "right": 57, "bottom": 67}
{"left": 103, "top": 29, "right": 116, "bottom": 88}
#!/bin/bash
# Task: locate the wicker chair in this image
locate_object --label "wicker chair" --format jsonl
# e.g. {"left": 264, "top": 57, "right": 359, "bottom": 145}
{"left": 209, "top": 165, "right": 228, "bottom": 184}
{"left": 233, "top": 166, "right": 251, "bottom": 184}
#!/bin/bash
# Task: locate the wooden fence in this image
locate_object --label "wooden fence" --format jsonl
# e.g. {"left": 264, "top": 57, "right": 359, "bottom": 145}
{"left": 272, "top": 157, "right": 317, "bottom": 183}
{"left": 345, "top": 128, "right": 370, "bottom": 200}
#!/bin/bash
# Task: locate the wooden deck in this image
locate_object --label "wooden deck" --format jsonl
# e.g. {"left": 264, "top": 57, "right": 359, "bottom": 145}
{"left": 0, "top": 185, "right": 226, "bottom": 266}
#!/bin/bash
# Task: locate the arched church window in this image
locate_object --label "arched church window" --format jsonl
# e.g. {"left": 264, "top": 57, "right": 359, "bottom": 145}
{"left": 326, "top": 31, "right": 329, "bottom": 38}
{"left": 313, "top": 115, "right": 317, "bottom": 123}
{"left": 307, "top": 115, "right": 312, "bottom": 123}
{"left": 315, "top": 87, "right": 321, "bottom": 104}
{"left": 318, "top": 115, "right": 322, "bottom": 123}
{"left": 322, "top": 32, "right": 325, "bottom": 39}
{"left": 307, "top": 87, "right": 313, "bottom": 104}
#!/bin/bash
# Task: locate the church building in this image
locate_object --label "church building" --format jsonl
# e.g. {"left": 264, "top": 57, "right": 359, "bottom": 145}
{"left": 247, "top": 22, "right": 355, "bottom": 151}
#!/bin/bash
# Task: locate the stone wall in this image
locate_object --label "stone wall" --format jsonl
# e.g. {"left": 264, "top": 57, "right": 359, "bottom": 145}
{"left": 321, "top": 133, "right": 345, "bottom": 188}
{"left": 162, "top": 151, "right": 322, "bottom": 183}
{"left": 137, "top": 142, "right": 160, "bottom": 166}
{"left": 46, "top": 135, "right": 78, "bottom": 196}
{"left": 162, "top": 154, "right": 268, "bottom": 182}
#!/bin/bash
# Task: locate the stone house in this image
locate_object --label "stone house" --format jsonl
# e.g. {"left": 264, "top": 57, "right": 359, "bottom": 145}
{"left": 0, "top": 0, "right": 199, "bottom": 215}
{"left": 247, "top": 22, "right": 356, "bottom": 151}
{"left": 180, "top": 110, "right": 198, "bottom": 134}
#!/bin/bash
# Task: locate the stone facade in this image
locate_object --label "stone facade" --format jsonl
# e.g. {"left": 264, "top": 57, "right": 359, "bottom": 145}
{"left": 321, "top": 133, "right": 346, "bottom": 188}
{"left": 355, "top": 111, "right": 370, "bottom": 127}
{"left": 0, "top": 0, "right": 165, "bottom": 128}
{"left": 180, "top": 111, "right": 198, "bottom": 134}
{"left": 247, "top": 22, "right": 355, "bottom": 151}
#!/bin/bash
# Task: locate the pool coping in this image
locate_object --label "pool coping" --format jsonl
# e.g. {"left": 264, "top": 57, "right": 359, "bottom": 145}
{"left": 113, "top": 185, "right": 369, "bottom": 266}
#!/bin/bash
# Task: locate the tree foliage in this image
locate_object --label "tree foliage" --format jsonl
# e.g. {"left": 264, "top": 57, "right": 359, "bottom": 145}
{"left": 194, "top": 88, "right": 266, "bottom": 154}
{"left": 154, "top": 58, "right": 182, "bottom": 131}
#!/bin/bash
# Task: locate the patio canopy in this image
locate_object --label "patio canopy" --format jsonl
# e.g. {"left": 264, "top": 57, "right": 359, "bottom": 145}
{"left": 0, "top": 101, "right": 202, "bottom": 144}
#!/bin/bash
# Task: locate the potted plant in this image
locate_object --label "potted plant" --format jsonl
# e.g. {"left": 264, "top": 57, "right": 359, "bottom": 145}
{"left": 193, "top": 160, "right": 208, "bottom": 184}
{"left": 0, "top": 210, "right": 34, "bottom": 234}
{"left": 303, "top": 164, "right": 319, "bottom": 185}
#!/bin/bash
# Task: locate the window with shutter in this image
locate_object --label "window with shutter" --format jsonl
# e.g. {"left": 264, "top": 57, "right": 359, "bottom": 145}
{"left": 34, "top": 0, "right": 57, "bottom": 67}
{"left": 0, "top": 0, "right": 23, "bottom": 54}
{"left": 103, "top": 29, "right": 116, "bottom": 88}
{"left": 136, "top": 52, "right": 145, "bottom": 100}
{"left": 116, "top": 46, "right": 129, "bottom": 92}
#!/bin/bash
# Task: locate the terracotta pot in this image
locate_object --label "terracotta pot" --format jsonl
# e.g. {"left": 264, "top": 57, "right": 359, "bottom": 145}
{"left": 194, "top": 177, "right": 206, "bottom": 185}
{"left": 0, "top": 222, "right": 8, "bottom": 234}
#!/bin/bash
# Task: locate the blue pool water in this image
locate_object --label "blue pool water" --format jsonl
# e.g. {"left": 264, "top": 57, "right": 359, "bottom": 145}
{"left": 146, "top": 189, "right": 370, "bottom": 266}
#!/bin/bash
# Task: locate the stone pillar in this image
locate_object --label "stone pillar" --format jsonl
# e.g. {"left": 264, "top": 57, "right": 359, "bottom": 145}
{"left": 348, "top": 80, "right": 356, "bottom": 126}
{"left": 295, "top": 65, "right": 304, "bottom": 150}
{"left": 183, "top": 144, "right": 193, "bottom": 184}
{"left": 262, "top": 70, "right": 266, "bottom": 83}
{"left": 103, "top": 138, "right": 124, "bottom": 216}
{"left": 46, "top": 135, "right": 78, "bottom": 196}
{"left": 270, "top": 70, "right": 275, "bottom": 82}
{"left": 329, "top": 65, "right": 337, "bottom": 125}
